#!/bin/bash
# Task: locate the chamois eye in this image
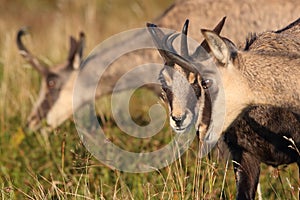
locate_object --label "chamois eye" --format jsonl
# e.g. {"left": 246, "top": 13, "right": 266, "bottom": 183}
{"left": 47, "top": 79, "right": 56, "bottom": 88}
{"left": 201, "top": 79, "right": 212, "bottom": 89}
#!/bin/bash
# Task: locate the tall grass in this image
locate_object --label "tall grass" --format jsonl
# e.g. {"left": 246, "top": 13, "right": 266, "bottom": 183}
{"left": 0, "top": 0, "right": 299, "bottom": 199}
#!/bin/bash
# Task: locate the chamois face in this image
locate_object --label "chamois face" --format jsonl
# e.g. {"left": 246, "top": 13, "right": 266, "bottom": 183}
{"left": 27, "top": 67, "right": 76, "bottom": 130}
{"left": 159, "top": 64, "right": 206, "bottom": 134}
{"left": 27, "top": 71, "right": 63, "bottom": 129}
{"left": 17, "top": 28, "right": 85, "bottom": 130}
{"left": 148, "top": 17, "right": 226, "bottom": 138}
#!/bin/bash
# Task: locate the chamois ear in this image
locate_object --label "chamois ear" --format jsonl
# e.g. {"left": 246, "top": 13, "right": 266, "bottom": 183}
{"left": 67, "top": 32, "right": 85, "bottom": 70}
{"left": 72, "top": 32, "right": 85, "bottom": 70}
{"left": 199, "top": 16, "right": 226, "bottom": 52}
{"left": 68, "top": 36, "right": 78, "bottom": 70}
{"left": 201, "top": 29, "right": 230, "bottom": 65}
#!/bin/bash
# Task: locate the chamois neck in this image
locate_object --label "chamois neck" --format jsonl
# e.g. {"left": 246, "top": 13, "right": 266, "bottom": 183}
{"left": 217, "top": 64, "right": 254, "bottom": 132}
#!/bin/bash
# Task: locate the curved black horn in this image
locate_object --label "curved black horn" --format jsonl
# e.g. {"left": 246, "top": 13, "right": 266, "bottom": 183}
{"left": 164, "top": 32, "right": 180, "bottom": 54}
{"left": 147, "top": 23, "right": 165, "bottom": 49}
{"left": 17, "top": 27, "right": 29, "bottom": 52}
{"left": 147, "top": 22, "right": 175, "bottom": 64}
{"left": 147, "top": 22, "right": 198, "bottom": 73}
{"left": 16, "top": 27, "right": 48, "bottom": 75}
{"left": 181, "top": 19, "right": 189, "bottom": 57}
{"left": 164, "top": 48, "right": 198, "bottom": 73}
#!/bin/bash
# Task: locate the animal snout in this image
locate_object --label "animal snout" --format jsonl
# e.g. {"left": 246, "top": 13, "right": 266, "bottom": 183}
{"left": 171, "top": 113, "right": 187, "bottom": 127}
{"left": 170, "top": 109, "right": 193, "bottom": 133}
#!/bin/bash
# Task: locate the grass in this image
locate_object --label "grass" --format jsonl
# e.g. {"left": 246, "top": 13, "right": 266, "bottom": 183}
{"left": 0, "top": 0, "right": 299, "bottom": 199}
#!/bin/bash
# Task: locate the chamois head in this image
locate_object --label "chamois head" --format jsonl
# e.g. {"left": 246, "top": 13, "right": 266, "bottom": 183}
{"left": 17, "top": 28, "right": 85, "bottom": 130}
{"left": 147, "top": 17, "right": 226, "bottom": 140}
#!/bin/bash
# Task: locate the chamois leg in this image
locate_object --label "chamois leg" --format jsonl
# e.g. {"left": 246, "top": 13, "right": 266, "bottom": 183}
{"left": 232, "top": 151, "right": 260, "bottom": 200}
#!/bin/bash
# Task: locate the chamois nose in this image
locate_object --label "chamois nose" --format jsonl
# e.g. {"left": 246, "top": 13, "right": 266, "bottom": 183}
{"left": 171, "top": 113, "right": 187, "bottom": 127}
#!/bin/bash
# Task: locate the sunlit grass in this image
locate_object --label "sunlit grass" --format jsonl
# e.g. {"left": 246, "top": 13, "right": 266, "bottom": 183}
{"left": 0, "top": 0, "right": 299, "bottom": 199}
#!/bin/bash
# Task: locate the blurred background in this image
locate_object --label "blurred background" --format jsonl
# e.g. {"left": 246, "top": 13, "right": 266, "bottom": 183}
{"left": 0, "top": 0, "right": 298, "bottom": 199}
{"left": 0, "top": 0, "right": 172, "bottom": 128}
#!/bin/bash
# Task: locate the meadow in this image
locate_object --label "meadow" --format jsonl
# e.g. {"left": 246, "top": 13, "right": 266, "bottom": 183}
{"left": 0, "top": 0, "right": 299, "bottom": 199}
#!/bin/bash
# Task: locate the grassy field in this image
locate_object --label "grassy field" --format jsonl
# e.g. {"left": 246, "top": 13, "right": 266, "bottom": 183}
{"left": 0, "top": 0, "right": 299, "bottom": 199}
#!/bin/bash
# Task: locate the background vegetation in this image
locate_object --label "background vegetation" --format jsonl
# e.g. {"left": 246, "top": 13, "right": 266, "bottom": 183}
{"left": 0, "top": 0, "right": 298, "bottom": 199}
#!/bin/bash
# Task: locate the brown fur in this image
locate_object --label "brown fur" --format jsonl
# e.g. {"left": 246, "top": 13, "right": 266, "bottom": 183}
{"left": 202, "top": 18, "right": 300, "bottom": 132}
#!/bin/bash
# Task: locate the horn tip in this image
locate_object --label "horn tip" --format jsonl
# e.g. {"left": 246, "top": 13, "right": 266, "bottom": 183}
{"left": 182, "top": 19, "right": 189, "bottom": 34}
{"left": 146, "top": 22, "right": 157, "bottom": 28}
{"left": 17, "top": 26, "right": 30, "bottom": 37}
{"left": 221, "top": 16, "right": 227, "bottom": 23}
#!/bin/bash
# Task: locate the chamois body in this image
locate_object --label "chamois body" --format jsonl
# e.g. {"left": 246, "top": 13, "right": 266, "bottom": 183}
{"left": 147, "top": 17, "right": 300, "bottom": 200}
{"left": 222, "top": 19, "right": 300, "bottom": 200}
{"left": 202, "top": 19, "right": 300, "bottom": 132}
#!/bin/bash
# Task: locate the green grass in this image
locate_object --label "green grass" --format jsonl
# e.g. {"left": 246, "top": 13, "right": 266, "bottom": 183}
{"left": 0, "top": 0, "right": 299, "bottom": 199}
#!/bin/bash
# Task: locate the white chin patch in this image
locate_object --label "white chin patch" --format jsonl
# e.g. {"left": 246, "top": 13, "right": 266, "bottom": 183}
{"left": 173, "top": 127, "right": 185, "bottom": 133}
{"left": 172, "top": 126, "right": 191, "bottom": 134}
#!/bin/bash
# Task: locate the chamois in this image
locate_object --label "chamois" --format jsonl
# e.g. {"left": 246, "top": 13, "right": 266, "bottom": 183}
{"left": 148, "top": 17, "right": 300, "bottom": 140}
{"left": 147, "top": 18, "right": 300, "bottom": 200}
{"left": 18, "top": 0, "right": 300, "bottom": 130}
{"left": 17, "top": 28, "right": 85, "bottom": 130}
